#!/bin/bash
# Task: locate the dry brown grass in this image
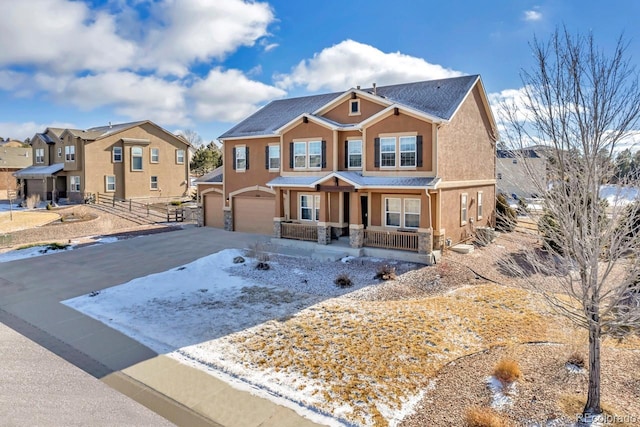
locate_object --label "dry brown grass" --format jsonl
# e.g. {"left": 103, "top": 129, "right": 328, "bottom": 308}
{"left": 558, "top": 394, "right": 630, "bottom": 426}
{"left": 0, "top": 211, "right": 60, "bottom": 233}
{"left": 493, "top": 358, "right": 522, "bottom": 384}
{"left": 465, "top": 406, "right": 510, "bottom": 427}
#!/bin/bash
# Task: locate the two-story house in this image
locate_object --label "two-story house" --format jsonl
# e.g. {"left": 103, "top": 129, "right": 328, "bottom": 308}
{"left": 0, "top": 142, "right": 31, "bottom": 199}
{"left": 15, "top": 121, "right": 190, "bottom": 203}
{"left": 199, "top": 75, "right": 497, "bottom": 258}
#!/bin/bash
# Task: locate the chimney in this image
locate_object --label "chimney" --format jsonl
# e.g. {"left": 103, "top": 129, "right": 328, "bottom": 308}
{"left": 372, "top": 82, "right": 377, "bottom": 96}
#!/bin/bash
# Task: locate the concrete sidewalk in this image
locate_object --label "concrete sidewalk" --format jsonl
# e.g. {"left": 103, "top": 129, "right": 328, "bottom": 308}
{"left": 0, "top": 226, "right": 322, "bottom": 427}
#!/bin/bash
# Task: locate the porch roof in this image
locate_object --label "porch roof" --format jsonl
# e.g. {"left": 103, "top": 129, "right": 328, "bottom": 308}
{"left": 267, "top": 171, "right": 439, "bottom": 190}
{"left": 13, "top": 163, "right": 64, "bottom": 179}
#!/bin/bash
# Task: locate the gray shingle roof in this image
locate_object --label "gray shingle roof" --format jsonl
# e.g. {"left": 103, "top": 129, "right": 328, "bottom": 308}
{"left": 195, "top": 166, "right": 223, "bottom": 184}
{"left": 13, "top": 163, "right": 64, "bottom": 178}
{"left": 220, "top": 75, "right": 479, "bottom": 139}
{"left": 267, "top": 171, "right": 439, "bottom": 189}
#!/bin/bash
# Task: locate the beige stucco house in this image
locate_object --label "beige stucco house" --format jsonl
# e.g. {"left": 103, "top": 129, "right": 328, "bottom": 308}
{"left": 0, "top": 143, "right": 31, "bottom": 199}
{"left": 16, "top": 121, "right": 190, "bottom": 203}
{"left": 198, "top": 75, "right": 497, "bottom": 258}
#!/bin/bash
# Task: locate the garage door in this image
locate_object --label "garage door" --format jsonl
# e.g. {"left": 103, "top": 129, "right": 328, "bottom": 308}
{"left": 203, "top": 193, "right": 224, "bottom": 228}
{"left": 234, "top": 196, "right": 275, "bottom": 235}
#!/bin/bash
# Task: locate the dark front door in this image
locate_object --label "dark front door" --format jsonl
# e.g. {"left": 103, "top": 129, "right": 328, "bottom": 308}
{"left": 360, "top": 195, "right": 368, "bottom": 228}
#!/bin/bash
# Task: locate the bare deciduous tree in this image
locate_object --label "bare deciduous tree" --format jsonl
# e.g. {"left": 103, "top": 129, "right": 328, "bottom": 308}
{"left": 177, "top": 129, "right": 203, "bottom": 147}
{"left": 497, "top": 28, "right": 640, "bottom": 423}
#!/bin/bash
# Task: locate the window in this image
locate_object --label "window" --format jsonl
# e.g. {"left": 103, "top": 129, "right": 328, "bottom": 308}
{"left": 348, "top": 140, "right": 362, "bottom": 168}
{"left": 235, "top": 146, "right": 246, "bottom": 170}
{"left": 65, "top": 145, "right": 75, "bottom": 162}
{"left": 57, "top": 147, "right": 62, "bottom": 158}
{"left": 385, "top": 198, "right": 401, "bottom": 227}
{"left": 293, "top": 142, "right": 306, "bottom": 169}
{"left": 70, "top": 176, "right": 80, "bottom": 192}
{"left": 399, "top": 136, "right": 417, "bottom": 167}
{"left": 512, "top": 159, "right": 518, "bottom": 164}
{"left": 35, "top": 148, "right": 44, "bottom": 164}
{"left": 150, "top": 176, "right": 158, "bottom": 190}
{"left": 176, "top": 149, "right": 185, "bottom": 164}
{"left": 308, "top": 141, "right": 322, "bottom": 168}
{"left": 349, "top": 99, "right": 360, "bottom": 115}
{"left": 477, "top": 191, "right": 483, "bottom": 220}
{"left": 151, "top": 148, "right": 159, "bottom": 163}
{"left": 300, "top": 194, "right": 320, "bottom": 221}
{"left": 404, "top": 199, "right": 420, "bottom": 228}
{"left": 113, "top": 147, "right": 122, "bottom": 162}
{"left": 105, "top": 175, "right": 115, "bottom": 192}
{"left": 461, "top": 193, "right": 468, "bottom": 225}
{"left": 380, "top": 137, "right": 396, "bottom": 167}
{"left": 268, "top": 145, "right": 280, "bottom": 170}
{"left": 131, "top": 147, "right": 143, "bottom": 170}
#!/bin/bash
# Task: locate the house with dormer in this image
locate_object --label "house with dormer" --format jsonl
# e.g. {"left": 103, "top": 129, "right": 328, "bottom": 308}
{"left": 199, "top": 75, "right": 497, "bottom": 258}
{"left": 16, "top": 121, "right": 190, "bottom": 203}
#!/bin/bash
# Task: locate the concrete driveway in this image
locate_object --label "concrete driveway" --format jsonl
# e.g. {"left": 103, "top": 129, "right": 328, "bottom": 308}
{"left": 0, "top": 226, "right": 319, "bottom": 427}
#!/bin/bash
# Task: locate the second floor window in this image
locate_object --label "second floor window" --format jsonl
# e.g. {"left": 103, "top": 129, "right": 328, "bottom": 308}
{"left": 347, "top": 140, "right": 362, "bottom": 168}
{"left": 399, "top": 136, "right": 416, "bottom": 167}
{"left": 267, "top": 145, "right": 280, "bottom": 170}
{"left": 308, "top": 141, "right": 322, "bottom": 168}
{"left": 380, "top": 137, "right": 396, "bottom": 167}
{"left": 113, "top": 147, "right": 122, "bottom": 162}
{"left": 375, "top": 135, "right": 422, "bottom": 169}
{"left": 57, "top": 147, "right": 62, "bottom": 158}
{"left": 132, "top": 146, "right": 143, "bottom": 171}
{"left": 151, "top": 148, "right": 159, "bottom": 163}
{"left": 292, "top": 140, "right": 325, "bottom": 169}
{"left": 176, "top": 149, "right": 185, "bottom": 164}
{"left": 35, "top": 148, "right": 44, "bottom": 163}
{"left": 234, "top": 146, "right": 246, "bottom": 170}
{"left": 65, "top": 145, "right": 75, "bottom": 162}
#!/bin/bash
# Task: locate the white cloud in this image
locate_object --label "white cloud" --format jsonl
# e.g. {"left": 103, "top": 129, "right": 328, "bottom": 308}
{"left": 0, "top": 121, "right": 77, "bottom": 141}
{"left": 275, "top": 40, "right": 463, "bottom": 92}
{"left": 190, "top": 68, "right": 286, "bottom": 122}
{"left": 0, "top": 0, "right": 136, "bottom": 73}
{"left": 141, "top": 0, "right": 275, "bottom": 76}
{"left": 35, "top": 72, "right": 189, "bottom": 126}
{"left": 523, "top": 9, "right": 543, "bottom": 21}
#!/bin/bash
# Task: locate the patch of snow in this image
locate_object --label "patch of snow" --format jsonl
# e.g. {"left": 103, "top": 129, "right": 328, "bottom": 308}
{"left": 95, "top": 236, "right": 119, "bottom": 244}
{"left": 486, "top": 376, "right": 516, "bottom": 409}
{"left": 0, "top": 244, "right": 74, "bottom": 263}
{"left": 0, "top": 203, "right": 26, "bottom": 213}
{"left": 340, "top": 256, "right": 355, "bottom": 263}
{"left": 565, "top": 362, "right": 586, "bottom": 374}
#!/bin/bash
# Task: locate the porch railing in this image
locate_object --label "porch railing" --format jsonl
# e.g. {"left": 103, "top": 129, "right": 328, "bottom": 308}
{"left": 281, "top": 222, "right": 318, "bottom": 242}
{"left": 364, "top": 229, "right": 419, "bottom": 252}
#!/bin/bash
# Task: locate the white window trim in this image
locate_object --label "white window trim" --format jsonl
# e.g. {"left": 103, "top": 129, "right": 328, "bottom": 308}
{"left": 461, "top": 193, "right": 468, "bottom": 226}
{"left": 57, "top": 147, "right": 62, "bottom": 158}
{"left": 131, "top": 146, "right": 143, "bottom": 171}
{"left": 70, "top": 176, "right": 80, "bottom": 192}
{"left": 347, "top": 139, "right": 363, "bottom": 169}
{"left": 349, "top": 99, "right": 361, "bottom": 116}
{"left": 293, "top": 141, "right": 307, "bottom": 170}
{"left": 299, "top": 194, "right": 320, "bottom": 222}
{"left": 268, "top": 144, "right": 280, "bottom": 171}
{"left": 113, "top": 147, "right": 122, "bottom": 163}
{"left": 176, "top": 149, "right": 185, "bottom": 164}
{"left": 35, "top": 148, "right": 44, "bottom": 164}
{"left": 235, "top": 145, "right": 246, "bottom": 171}
{"left": 379, "top": 137, "right": 397, "bottom": 169}
{"left": 65, "top": 145, "right": 75, "bottom": 162}
{"left": 308, "top": 141, "right": 322, "bottom": 169}
{"left": 150, "top": 176, "right": 159, "bottom": 190}
{"left": 384, "top": 196, "right": 421, "bottom": 229}
{"left": 151, "top": 148, "right": 160, "bottom": 164}
{"left": 105, "top": 175, "right": 116, "bottom": 192}
{"left": 399, "top": 135, "right": 417, "bottom": 168}
{"left": 477, "top": 191, "right": 483, "bottom": 220}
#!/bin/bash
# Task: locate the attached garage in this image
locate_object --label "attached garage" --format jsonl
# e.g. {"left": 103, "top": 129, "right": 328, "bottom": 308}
{"left": 233, "top": 196, "right": 275, "bottom": 235}
{"left": 203, "top": 192, "right": 224, "bottom": 228}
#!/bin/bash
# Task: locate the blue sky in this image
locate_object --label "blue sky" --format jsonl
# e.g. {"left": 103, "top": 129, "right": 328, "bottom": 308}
{"left": 1, "top": 0, "right": 639, "bottom": 143}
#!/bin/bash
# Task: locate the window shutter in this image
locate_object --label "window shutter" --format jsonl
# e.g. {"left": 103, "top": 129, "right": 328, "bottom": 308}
{"left": 416, "top": 135, "right": 423, "bottom": 167}
{"left": 374, "top": 137, "right": 380, "bottom": 167}
{"left": 289, "top": 142, "right": 294, "bottom": 168}
{"left": 344, "top": 140, "right": 349, "bottom": 168}
{"left": 245, "top": 146, "right": 250, "bottom": 170}
{"left": 265, "top": 146, "right": 269, "bottom": 169}
{"left": 321, "top": 140, "right": 326, "bottom": 168}
{"left": 232, "top": 147, "right": 236, "bottom": 170}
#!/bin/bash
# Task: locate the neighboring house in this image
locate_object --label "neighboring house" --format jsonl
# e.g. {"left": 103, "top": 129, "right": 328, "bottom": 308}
{"left": 204, "top": 75, "right": 497, "bottom": 258}
{"left": 496, "top": 148, "right": 547, "bottom": 199}
{"left": 0, "top": 145, "right": 31, "bottom": 199}
{"left": 15, "top": 121, "right": 190, "bottom": 203}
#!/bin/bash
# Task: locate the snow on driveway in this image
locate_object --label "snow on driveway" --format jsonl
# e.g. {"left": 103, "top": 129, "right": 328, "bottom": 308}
{"left": 0, "top": 236, "right": 120, "bottom": 263}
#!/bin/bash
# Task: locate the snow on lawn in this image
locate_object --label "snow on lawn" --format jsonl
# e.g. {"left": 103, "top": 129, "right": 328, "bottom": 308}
{"left": 600, "top": 184, "right": 639, "bottom": 206}
{"left": 63, "top": 249, "right": 576, "bottom": 427}
{"left": 0, "top": 236, "right": 120, "bottom": 263}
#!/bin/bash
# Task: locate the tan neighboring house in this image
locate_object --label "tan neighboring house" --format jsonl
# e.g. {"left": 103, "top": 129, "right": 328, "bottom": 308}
{"left": 0, "top": 144, "right": 31, "bottom": 199}
{"left": 199, "top": 75, "right": 497, "bottom": 258}
{"left": 16, "top": 121, "right": 190, "bottom": 203}
{"left": 496, "top": 148, "right": 547, "bottom": 199}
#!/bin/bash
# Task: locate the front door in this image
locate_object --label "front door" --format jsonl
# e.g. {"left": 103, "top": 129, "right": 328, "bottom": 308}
{"left": 360, "top": 195, "right": 368, "bottom": 228}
